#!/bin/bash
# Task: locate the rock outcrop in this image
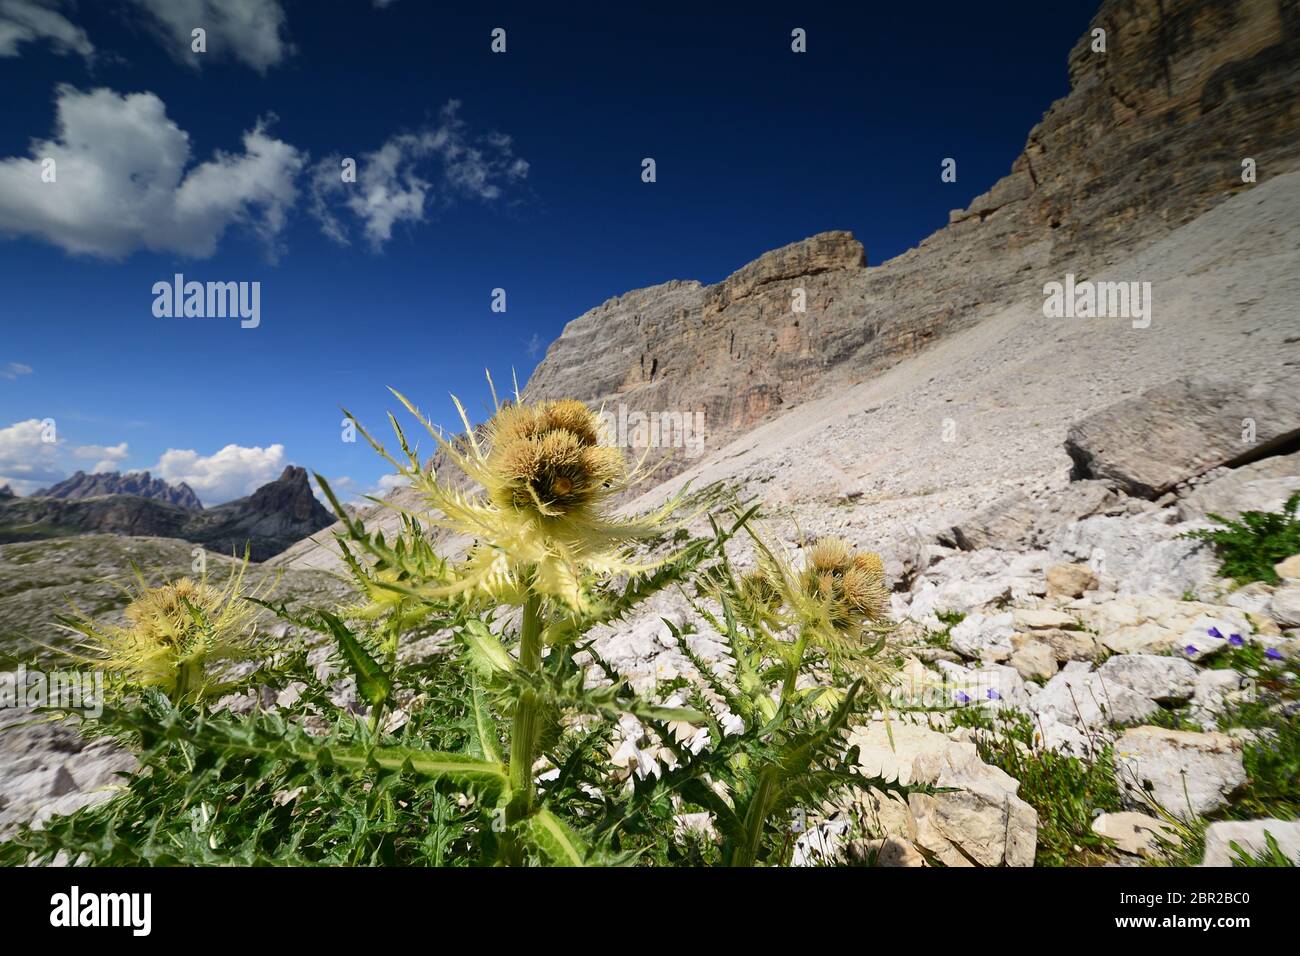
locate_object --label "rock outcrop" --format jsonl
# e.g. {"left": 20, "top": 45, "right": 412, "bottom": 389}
{"left": 34, "top": 470, "right": 203, "bottom": 510}
{"left": 1064, "top": 376, "right": 1300, "bottom": 497}
{"left": 183, "top": 467, "right": 334, "bottom": 562}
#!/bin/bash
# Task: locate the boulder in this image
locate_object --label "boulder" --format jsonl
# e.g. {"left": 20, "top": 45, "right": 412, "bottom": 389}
{"left": 1046, "top": 563, "right": 1098, "bottom": 599}
{"left": 1013, "top": 608, "right": 1081, "bottom": 631}
{"left": 1015, "top": 627, "right": 1101, "bottom": 663}
{"left": 857, "top": 835, "right": 926, "bottom": 867}
{"left": 1179, "top": 612, "right": 1255, "bottom": 661}
{"left": 945, "top": 481, "right": 1120, "bottom": 551}
{"left": 1223, "top": 581, "right": 1276, "bottom": 619}
{"left": 1076, "top": 597, "right": 1253, "bottom": 656}
{"left": 1010, "top": 641, "right": 1058, "bottom": 682}
{"left": 1049, "top": 513, "right": 1219, "bottom": 598}
{"left": 1092, "top": 811, "right": 1180, "bottom": 857}
{"left": 1097, "top": 653, "right": 1199, "bottom": 702}
{"left": 949, "top": 612, "right": 1015, "bottom": 662}
{"left": 1189, "top": 668, "right": 1247, "bottom": 725}
{"left": 1270, "top": 585, "right": 1300, "bottom": 627}
{"left": 1201, "top": 819, "right": 1300, "bottom": 866}
{"left": 907, "top": 740, "right": 1038, "bottom": 867}
{"left": 1276, "top": 554, "right": 1300, "bottom": 585}
{"left": 1113, "top": 727, "right": 1246, "bottom": 817}
{"left": 1176, "top": 452, "right": 1300, "bottom": 523}
{"left": 1030, "top": 667, "right": 1158, "bottom": 730}
{"left": 1064, "top": 376, "right": 1300, "bottom": 499}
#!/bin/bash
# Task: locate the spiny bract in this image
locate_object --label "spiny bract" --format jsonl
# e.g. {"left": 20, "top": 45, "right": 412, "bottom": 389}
{"left": 390, "top": 388, "right": 690, "bottom": 613}
{"left": 65, "top": 563, "right": 266, "bottom": 702}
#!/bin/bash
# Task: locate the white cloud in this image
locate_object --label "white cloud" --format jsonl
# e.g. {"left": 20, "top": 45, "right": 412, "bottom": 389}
{"left": 0, "top": 418, "right": 65, "bottom": 493}
{"left": 310, "top": 100, "right": 528, "bottom": 251}
{"left": 127, "top": 0, "right": 290, "bottom": 72}
{"left": 0, "top": 420, "right": 135, "bottom": 492}
{"left": 374, "top": 473, "right": 410, "bottom": 496}
{"left": 0, "top": 0, "right": 93, "bottom": 59}
{"left": 74, "top": 440, "right": 129, "bottom": 473}
{"left": 0, "top": 86, "right": 304, "bottom": 259}
{"left": 1, "top": 361, "right": 32, "bottom": 380}
{"left": 153, "top": 443, "right": 286, "bottom": 505}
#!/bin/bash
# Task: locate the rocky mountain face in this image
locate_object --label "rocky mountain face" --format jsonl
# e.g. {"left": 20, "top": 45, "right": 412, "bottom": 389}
{"left": 0, "top": 466, "right": 332, "bottom": 561}
{"left": 277, "top": 0, "right": 1300, "bottom": 575}
{"left": 34, "top": 470, "right": 203, "bottom": 510}
{"left": 523, "top": 0, "right": 1299, "bottom": 472}
{"left": 185, "top": 466, "right": 334, "bottom": 561}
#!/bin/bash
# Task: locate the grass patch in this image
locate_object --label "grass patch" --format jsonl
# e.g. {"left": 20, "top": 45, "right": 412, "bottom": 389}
{"left": 952, "top": 708, "right": 1124, "bottom": 866}
{"left": 923, "top": 610, "right": 965, "bottom": 649}
{"left": 1182, "top": 492, "right": 1300, "bottom": 585}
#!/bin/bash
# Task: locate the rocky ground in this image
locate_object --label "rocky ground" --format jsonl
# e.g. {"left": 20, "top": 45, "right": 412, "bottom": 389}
{"left": 568, "top": 170, "right": 1300, "bottom": 866}
{"left": 0, "top": 535, "right": 352, "bottom": 832}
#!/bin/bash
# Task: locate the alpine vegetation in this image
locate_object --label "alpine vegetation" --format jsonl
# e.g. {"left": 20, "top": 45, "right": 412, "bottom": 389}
{"left": 0, "top": 387, "right": 904, "bottom": 867}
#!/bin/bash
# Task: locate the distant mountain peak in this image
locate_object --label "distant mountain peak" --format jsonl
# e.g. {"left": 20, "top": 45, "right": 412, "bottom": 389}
{"left": 34, "top": 471, "right": 204, "bottom": 510}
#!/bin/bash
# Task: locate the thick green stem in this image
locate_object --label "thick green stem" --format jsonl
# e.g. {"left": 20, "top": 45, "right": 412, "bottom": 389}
{"left": 779, "top": 631, "right": 808, "bottom": 710}
{"left": 505, "top": 592, "right": 544, "bottom": 843}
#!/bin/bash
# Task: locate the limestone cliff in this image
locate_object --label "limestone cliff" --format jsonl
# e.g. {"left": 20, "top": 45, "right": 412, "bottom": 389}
{"left": 522, "top": 0, "right": 1299, "bottom": 468}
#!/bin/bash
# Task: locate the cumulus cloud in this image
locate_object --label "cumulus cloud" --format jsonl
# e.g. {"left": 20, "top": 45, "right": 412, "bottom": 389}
{"left": 310, "top": 100, "right": 529, "bottom": 251}
{"left": 73, "top": 440, "right": 129, "bottom": 474}
{"left": 0, "top": 85, "right": 304, "bottom": 259}
{"left": 374, "top": 473, "right": 411, "bottom": 496}
{"left": 1, "top": 361, "right": 32, "bottom": 380}
{"left": 0, "top": 418, "right": 65, "bottom": 493}
{"left": 127, "top": 0, "right": 290, "bottom": 72}
{"left": 0, "top": 0, "right": 93, "bottom": 59}
{"left": 153, "top": 443, "right": 286, "bottom": 505}
{"left": 0, "top": 420, "right": 137, "bottom": 492}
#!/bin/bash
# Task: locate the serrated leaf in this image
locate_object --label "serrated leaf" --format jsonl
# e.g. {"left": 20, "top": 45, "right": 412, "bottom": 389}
{"left": 461, "top": 619, "right": 515, "bottom": 675}
{"left": 519, "top": 808, "right": 588, "bottom": 866}
{"left": 318, "top": 610, "right": 392, "bottom": 709}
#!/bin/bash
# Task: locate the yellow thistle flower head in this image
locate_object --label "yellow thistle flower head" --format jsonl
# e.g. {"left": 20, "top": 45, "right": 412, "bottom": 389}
{"left": 67, "top": 562, "right": 268, "bottom": 703}
{"left": 383, "top": 383, "right": 690, "bottom": 614}
{"left": 797, "top": 537, "right": 890, "bottom": 628}
{"left": 485, "top": 400, "right": 626, "bottom": 518}
{"left": 743, "top": 528, "right": 896, "bottom": 685}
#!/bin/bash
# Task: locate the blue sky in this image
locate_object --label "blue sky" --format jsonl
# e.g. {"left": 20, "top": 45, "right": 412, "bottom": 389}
{"left": 0, "top": 0, "right": 1098, "bottom": 504}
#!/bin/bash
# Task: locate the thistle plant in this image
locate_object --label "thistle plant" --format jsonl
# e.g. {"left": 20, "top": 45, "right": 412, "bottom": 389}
{"left": 674, "top": 527, "right": 901, "bottom": 865}
{"left": 62, "top": 561, "right": 271, "bottom": 705}
{"left": 3, "top": 388, "right": 912, "bottom": 868}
